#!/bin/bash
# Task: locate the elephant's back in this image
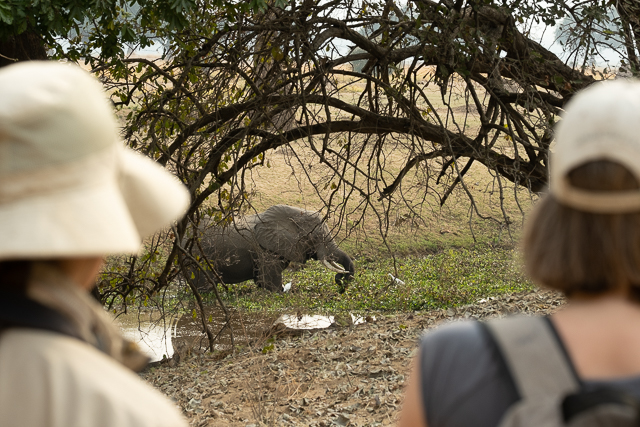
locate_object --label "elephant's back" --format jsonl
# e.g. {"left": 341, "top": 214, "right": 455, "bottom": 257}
{"left": 259, "top": 204, "right": 315, "bottom": 218}
{"left": 255, "top": 205, "right": 323, "bottom": 229}
{"left": 199, "top": 216, "right": 256, "bottom": 253}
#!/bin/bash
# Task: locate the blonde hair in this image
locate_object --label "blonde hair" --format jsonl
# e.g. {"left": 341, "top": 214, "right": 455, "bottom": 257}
{"left": 524, "top": 161, "right": 640, "bottom": 300}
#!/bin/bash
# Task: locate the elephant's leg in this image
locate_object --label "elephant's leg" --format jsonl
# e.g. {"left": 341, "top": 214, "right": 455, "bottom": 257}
{"left": 254, "top": 252, "right": 287, "bottom": 292}
{"left": 185, "top": 262, "right": 223, "bottom": 293}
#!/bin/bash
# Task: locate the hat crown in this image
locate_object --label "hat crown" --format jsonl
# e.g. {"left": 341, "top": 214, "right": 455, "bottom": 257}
{"left": 0, "top": 61, "right": 190, "bottom": 259}
{"left": 551, "top": 79, "right": 640, "bottom": 213}
{"left": 554, "top": 80, "right": 640, "bottom": 172}
{"left": 0, "top": 62, "right": 118, "bottom": 175}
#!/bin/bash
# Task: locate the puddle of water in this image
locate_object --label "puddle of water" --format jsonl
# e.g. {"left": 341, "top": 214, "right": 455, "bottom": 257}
{"left": 117, "top": 308, "right": 278, "bottom": 361}
{"left": 118, "top": 307, "right": 373, "bottom": 361}
{"left": 270, "top": 313, "right": 376, "bottom": 329}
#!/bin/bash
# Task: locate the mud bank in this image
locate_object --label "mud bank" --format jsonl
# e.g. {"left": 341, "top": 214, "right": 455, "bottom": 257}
{"left": 140, "top": 288, "right": 565, "bottom": 426}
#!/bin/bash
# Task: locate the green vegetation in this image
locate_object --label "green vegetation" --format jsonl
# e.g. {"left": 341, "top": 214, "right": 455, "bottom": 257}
{"left": 202, "top": 246, "right": 534, "bottom": 313}
{"left": 79, "top": 0, "right": 637, "bottom": 317}
{"left": 3, "top": 0, "right": 638, "bottom": 322}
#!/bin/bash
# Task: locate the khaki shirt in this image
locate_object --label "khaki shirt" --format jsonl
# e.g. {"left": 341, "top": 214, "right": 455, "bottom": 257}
{"left": 0, "top": 262, "right": 188, "bottom": 427}
{"left": 0, "top": 328, "right": 188, "bottom": 427}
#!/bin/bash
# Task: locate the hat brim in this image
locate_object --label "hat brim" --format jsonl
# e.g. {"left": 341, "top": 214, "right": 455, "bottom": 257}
{"left": 0, "top": 147, "right": 189, "bottom": 260}
{"left": 117, "top": 147, "right": 190, "bottom": 240}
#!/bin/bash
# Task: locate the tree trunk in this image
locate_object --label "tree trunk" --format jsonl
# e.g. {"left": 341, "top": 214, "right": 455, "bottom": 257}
{"left": 616, "top": 0, "right": 640, "bottom": 74}
{"left": 0, "top": 29, "right": 48, "bottom": 68}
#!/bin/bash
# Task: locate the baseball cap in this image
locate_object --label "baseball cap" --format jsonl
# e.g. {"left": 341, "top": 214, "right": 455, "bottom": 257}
{"left": 551, "top": 79, "right": 640, "bottom": 213}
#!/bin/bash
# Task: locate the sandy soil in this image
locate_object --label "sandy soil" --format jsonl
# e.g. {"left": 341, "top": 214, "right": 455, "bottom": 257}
{"left": 141, "top": 289, "right": 565, "bottom": 426}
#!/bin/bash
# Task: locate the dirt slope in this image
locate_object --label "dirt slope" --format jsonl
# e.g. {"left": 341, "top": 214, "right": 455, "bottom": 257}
{"left": 141, "top": 289, "right": 565, "bottom": 426}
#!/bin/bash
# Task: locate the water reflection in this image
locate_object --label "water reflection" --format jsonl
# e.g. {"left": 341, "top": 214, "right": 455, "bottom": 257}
{"left": 117, "top": 311, "right": 178, "bottom": 362}
{"left": 116, "top": 308, "right": 277, "bottom": 362}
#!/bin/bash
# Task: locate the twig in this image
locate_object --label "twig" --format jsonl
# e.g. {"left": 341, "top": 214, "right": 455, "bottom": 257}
{"left": 173, "top": 227, "right": 226, "bottom": 352}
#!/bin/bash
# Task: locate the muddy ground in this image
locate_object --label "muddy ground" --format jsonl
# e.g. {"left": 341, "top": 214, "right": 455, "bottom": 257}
{"left": 140, "top": 289, "right": 565, "bottom": 426}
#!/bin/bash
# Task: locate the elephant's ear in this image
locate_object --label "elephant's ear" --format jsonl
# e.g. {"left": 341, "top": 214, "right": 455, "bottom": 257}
{"left": 253, "top": 205, "right": 317, "bottom": 263}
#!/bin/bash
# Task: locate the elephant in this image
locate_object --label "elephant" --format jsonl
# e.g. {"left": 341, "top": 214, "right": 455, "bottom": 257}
{"left": 189, "top": 205, "right": 355, "bottom": 293}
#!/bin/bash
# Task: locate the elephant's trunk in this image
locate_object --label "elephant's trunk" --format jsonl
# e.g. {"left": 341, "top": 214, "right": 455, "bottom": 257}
{"left": 333, "top": 251, "right": 355, "bottom": 280}
{"left": 317, "top": 245, "right": 355, "bottom": 293}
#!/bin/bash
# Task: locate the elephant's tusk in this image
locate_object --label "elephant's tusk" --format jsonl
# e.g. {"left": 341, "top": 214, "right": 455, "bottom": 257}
{"left": 322, "top": 259, "right": 348, "bottom": 274}
{"left": 330, "top": 260, "right": 349, "bottom": 272}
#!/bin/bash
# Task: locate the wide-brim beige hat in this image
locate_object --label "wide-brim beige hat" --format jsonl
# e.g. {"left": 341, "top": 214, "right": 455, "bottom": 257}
{"left": 0, "top": 61, "right": 190, "bottom": 259}
{"left": 551, "top": 78, "right": 640, "bottom": 213}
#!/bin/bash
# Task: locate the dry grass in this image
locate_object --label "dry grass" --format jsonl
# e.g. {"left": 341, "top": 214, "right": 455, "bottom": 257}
{"left": 234, "top": 135, "right": 536, "bottom": 258}
{"left": 206, "top": 73, "right": 539, "bottom": 257}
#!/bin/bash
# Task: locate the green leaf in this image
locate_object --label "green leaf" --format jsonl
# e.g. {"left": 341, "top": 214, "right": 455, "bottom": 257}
{"left": 0, "top": 3, "right": 14, "bottom": 25}
{"left": 271, "top": 46, "right": 284, "bottom": 61}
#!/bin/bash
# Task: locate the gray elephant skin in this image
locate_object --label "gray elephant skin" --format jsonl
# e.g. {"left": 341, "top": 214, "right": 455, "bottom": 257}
{"left": 190, "top": 205, "right": 355, "bottom": 292}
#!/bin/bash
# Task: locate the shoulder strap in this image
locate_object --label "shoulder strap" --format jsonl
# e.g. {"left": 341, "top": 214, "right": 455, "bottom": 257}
{"left": 0, "top": 292, "right": 83, "bottom": 341}
{"left": 484, "top": 316, "right": 580, "bottom": 399}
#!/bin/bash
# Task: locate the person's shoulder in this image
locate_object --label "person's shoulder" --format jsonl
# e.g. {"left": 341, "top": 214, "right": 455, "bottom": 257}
{"left": 421, "top": 319, "right": 486, "bottom": 351}
{"left": 0, "top": 329, "right": 188, "bottom": 427}
{"left": 419, "top": 319, "right": 519, "bottom": 427}
{"left": 419, "top": 319, "right": 498, "bottom": 388}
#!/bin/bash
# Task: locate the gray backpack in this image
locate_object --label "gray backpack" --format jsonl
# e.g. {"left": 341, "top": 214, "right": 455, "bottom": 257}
{"left": 485, "top": 316, "right": 640, "bottom": 427}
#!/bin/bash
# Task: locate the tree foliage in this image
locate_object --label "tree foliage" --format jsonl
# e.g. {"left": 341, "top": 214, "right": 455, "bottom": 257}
{"left": 0, "top": 0, "right": 196, "bottom": 64}
{"left": 99, "top": 0, "right": 637, "bottom": 206}
{"left": 0, "top": 0, "right": 286, "bottom": 64}
{"left": 3, "top": 0, "right": 639, "bottom": 307}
